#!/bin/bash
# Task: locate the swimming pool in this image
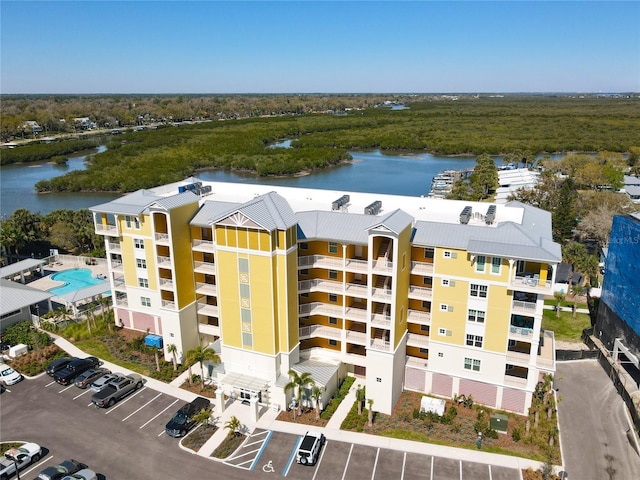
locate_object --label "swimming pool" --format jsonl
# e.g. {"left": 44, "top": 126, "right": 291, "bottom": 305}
{"left": 49, "top": 268, "right": 107, "bottom": 296}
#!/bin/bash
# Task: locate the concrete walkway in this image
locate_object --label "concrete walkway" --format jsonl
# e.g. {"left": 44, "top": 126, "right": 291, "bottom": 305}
{"left": 51, "top": 335, "right": 547, "bottom": 473}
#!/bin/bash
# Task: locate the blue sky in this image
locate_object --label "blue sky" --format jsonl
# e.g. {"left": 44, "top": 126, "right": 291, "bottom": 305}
{"left": 1, "top": 1, "right": 639, "bottom": 93}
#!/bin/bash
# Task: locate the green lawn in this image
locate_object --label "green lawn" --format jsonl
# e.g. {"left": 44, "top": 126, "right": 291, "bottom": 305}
{"left": 74, "top": 339, "right": 150, "bottom": 375}
{"left": 541, "top": 309, "right": 590, "bottom": 343}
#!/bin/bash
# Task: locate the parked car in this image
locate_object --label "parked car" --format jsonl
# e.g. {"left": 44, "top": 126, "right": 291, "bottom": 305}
{"left": 92, "top": 373, "right": 143, "bottom": 408}
{"left": 74, "top": 367, "right": 110, "bottom": 389}
{"left": 61, "top": 468, "right": 97, "bottom": 480}
{"left": 165, "top": 396, "right": 211, "bottom": 437}
{"left": 36, "top": 459, "right": 86, "bottom": 480}
{"left": 0, "top": 362, "right": 23, "bottom": 385}
{"left": 0, "top": 442, "right": 41, "bottom": 479}
{"left": 296, "top": 431, "right": 325, "bottom": 466}
{"left": 45, "top": 357, "right": 75, "bottom": 376}
{"left": 90, "top": 373, "right": 120, "bottom": 393}
{"left": 54, "top": 357, "right": 101, "bottom": 385}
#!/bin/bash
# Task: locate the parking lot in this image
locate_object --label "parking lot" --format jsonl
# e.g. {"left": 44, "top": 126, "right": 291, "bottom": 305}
{"left": 2, "top": 373, "right": 521, "bottom": 479}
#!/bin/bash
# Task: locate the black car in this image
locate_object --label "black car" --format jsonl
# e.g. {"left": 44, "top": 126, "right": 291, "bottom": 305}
{"left": 165, "top": 396, "right": 211, "bottom": 437}
{"left": 74, "top": 367, "right": 111, "bottom": 389}
{"left": 45, "top": 357, "right": 76, "bottom": 377}
{"left": 36, "top": 459, "right": 86, "bottom": 480}
{"left": 54, "top": 357, "right": 101, "bottom": 385}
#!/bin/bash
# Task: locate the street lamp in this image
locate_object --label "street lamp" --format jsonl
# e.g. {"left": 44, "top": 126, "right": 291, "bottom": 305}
{"left": 5, "top": 451, "right": 21, "bottom": 480}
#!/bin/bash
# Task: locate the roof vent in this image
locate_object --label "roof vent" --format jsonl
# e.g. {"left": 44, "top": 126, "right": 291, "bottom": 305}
{"left": 485, "top": 205, "right": 496, "bottom": 224}
{"left": 364, "top": 200, "right": 382, "bottom": 215}
{"left": 459, "top": 206, "right": 472, "bottom": 224}
{"left": 332, "top": 194, "right": 350, "bottom": 211}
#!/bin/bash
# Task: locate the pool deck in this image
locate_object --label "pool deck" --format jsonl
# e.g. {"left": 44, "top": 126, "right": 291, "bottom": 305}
{"left": 28, "top": 259, "right": 109, "bottom": 293}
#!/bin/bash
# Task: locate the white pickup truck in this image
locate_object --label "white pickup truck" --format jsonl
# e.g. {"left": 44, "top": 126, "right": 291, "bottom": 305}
{"left": 0, "top": 442, "right": 42, "bottom": 480}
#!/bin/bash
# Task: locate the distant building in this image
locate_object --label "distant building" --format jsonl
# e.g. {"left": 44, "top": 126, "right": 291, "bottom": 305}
{"left": 622, "top": 175, "right": 640, "bottom": 204}
{"left": 595, "top": 213, "right": 640, "bottom": 373}
{"left": 494, "top": 168, "right": 540, "bottom": 204}
{"left": 22, "top": 120, "right": 43, "bottom": 133}
{"left": 73, "top": 117, "right": 95, "bottom": 130}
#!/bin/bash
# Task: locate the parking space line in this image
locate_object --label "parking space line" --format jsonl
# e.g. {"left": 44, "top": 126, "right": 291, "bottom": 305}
{"left": 488, "top": 464, "right": 492, "bottom": 480}
{"left": 400, "top": 452, "right": 406, "bottom": 480}
{"left": 248, "top": 430, "right": 272, "bottom": 470}
{"left": 283, "top": 435, "right": 302, "bottom": 477}
{"left": 430, "top": 456, "right": 434, "bottom": 480}
{"left": 20, "top": 455, "right": 53, "bottom": 477}
{"left": 340, "top": 444, "right": 354, "bottom": 480}
{"left": 104, "top": 386, "right": 146, "bottom": 414}
{"left": 157, "top": 430, "right": 166, "bottom": 437}
{"left": 73, "top": 389, "right": 92, "bottom": 400}
{"left": 122, "top": 392, "right": 163, "bottom": 421}
{"left": 370, "top": 448, "right": 380, "bottom": 480}
{"left": 58, "top": 384, "right": 75, "bottom": 393}
{"left": 139, "top": 398, "right": 179, "bottom": 429}
{"left": 45, "top": 380, "right": 56, "bottom": 387}
{"left": 459, "top": 460, "right": 462, "bottom": 480}
{"left": 311, "top": 439, "right": 328, "bottom": 480}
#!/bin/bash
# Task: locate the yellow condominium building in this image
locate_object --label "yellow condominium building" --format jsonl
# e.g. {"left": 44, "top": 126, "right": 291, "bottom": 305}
{"left": 90, "top": 177, "right": 561, "bottom": 415}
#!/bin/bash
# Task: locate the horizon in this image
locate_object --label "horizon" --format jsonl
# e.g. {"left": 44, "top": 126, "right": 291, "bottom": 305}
{"left": 2, "top": 1, "right": 639, "bottom": 94}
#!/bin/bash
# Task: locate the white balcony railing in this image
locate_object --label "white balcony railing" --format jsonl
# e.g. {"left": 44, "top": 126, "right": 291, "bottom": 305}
{"left": 504, "top": 375, "right": 528, "bottom": 387}
{"left": 372, "top": 260, "right": 393, "bottom": 272}
{"left": 111, "top": 261, "right": 124, "bottom": 272}
{"left": 371, "top": 286, "right": 392, "bottom": 300}
{"left": 408, "top": 285, "right": 433, "bottom": 300}
{"left": 298, "top": 255, "right": 369, "bottom": 273}
{"left": 410, "top": 261, "right": 434, "bottom": 275}
{"left": 406, "top": 355, "right": 429, "bottom": 369}
{"left": 371, "top": 313, "right": 391, "bottom": 328}
{"left": 509, "top": 325, "right": 534, "bottom": 340}
{"left": 95, "top": 224, "right": 118, "bottom": 236}
{"left": 113, "top": 276, "right": 125, "bottom": 288}
{"left": 299, "top": 325, "right": 342, "bottom": 341}
{"left": 506, "top": 350, "right": 531, "bottom": 365}
{"left": 161, "top": 300, "right": 176, "bottom": 310}
{"left": 345, "top": 330, "right": 367, "bottom": 346}
{"left": 115, "top": 296, "right": 128, "bottom": 307}
{"left": 196, "top": 282, "right": 217, "bottom": 296}
{"left": 407, "top": 333, "right": 430, "bottom": 348}
{"left": 197, "top": 302, "right": 219, "bottom": 317}
{"left": 407, "top": 309, "right": 431, "bottom": 325}
{"left": 370, "top": 337, "right": 391, "bottom": 351}
{"left": 298, "top": 279, "right": 368, "bottom": 298}
{"left": 108, "top": 242, "right": 122, "bottom": 253}
{"left": 193, "top": 261, "right": 216, "bottom": 274}
{"left": 157, "top": 256, "right": 172, "bottom": 267}
{"left": 192, "top": 239, "right": 215, "bottom": 252}
{"left": 198, "top": 322, "right": 220, "bottom": 337}
{"left": 159, "top": 278, "right": 174, "bottom": 290}
{"left": 511, "top": 274, "right": 552, "bottom": 292}
{"left": 155, "top": 232, "right": 170, "bottom": 244}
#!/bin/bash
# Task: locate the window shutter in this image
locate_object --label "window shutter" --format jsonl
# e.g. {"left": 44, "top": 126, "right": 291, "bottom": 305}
{"left": 450, "top": 280, "right": 456, "bottom": 287}
{"left": 446, "top": 330, "right": 452, "bottom": 336}
{"left": 448, "top": 305, "right": 454, "bottom": 312}
{"left": 451, "top": 252, "right": 458, "bottom": 259}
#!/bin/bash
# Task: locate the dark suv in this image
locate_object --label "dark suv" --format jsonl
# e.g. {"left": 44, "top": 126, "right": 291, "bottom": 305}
{"left": 165, "top": 396, "right": 211, "bottom": 437}
{"left": 54, "top": 357, "right": 100, "bottom": 385}
{"left": 45, "top": 357, "right": 75, "bottom": 377}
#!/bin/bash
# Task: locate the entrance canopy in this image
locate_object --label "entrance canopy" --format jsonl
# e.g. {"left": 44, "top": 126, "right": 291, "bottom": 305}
{"left": 221, "top": 372, "right": 269, "bottom": 395}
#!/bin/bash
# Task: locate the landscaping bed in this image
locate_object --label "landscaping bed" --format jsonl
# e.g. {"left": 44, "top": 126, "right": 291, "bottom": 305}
{"left": 181, "top": 425, "right": 218, "bottom": 452}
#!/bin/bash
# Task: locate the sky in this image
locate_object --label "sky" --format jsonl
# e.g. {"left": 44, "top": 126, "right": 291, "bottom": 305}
{"left": 1, "top": 1, "right": 639, "bottom": 94}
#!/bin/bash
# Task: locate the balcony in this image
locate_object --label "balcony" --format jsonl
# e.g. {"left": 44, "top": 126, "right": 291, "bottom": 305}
{"left": 506, "top": 350, "right": 531, "bottom": 366}
{"left": 504, "top": 374, "right": 528, "bottom": 387}
{"left": 537, "top": 331, "right": 555, "bottom": 370}
{"left": 512, "top": 299, "right": 537, "bottom": 315}
{"left": 298, "top": 302, "right": 368, "bottom": 323}
{"left": 113, "top": 276, "right": 125, "bottom": 290}
{"left": 345, "top": 330, "right": 367, "bottom": 346}
{"left": 159, "top": 278, "right": 175, "bottom": 290}
{"left": 370, "top": 337, "right": 392, "bottom": 352}
{"left": 407, "top": 309, "right": 431, "bottom": 326}
{"left": 406, "top": 355, "right": 429, "bottom": 369}
{"left": 198, "top": 322, "right": 221, "bottom": 337}
{"left": 155, "top": 232, "right": 170, "bottom": 245}
{"left": 407, "top": 333, "right": 430, "bottom": 349}
{"left": 194, "top": 260, "right": 216, "bottom": 275}
{"left": 111, "top": 260, "right": 124, "bottom": 274}
{"left": 197, "top": 302, "right": 219, "bottom": 317}
{"left": 95, "top": 224, "right": 118, "bottom": 236}
{"left": 157, "top": 255, "right": 172, "bottom": 268}
{"left": 371, "top": 286, "right": 392, "bottom": 301}
{"left": 115, "top": 296, "right": 128, "bottom": 307}
{"left": 410, "top": 261, "right": 434, "bottom": 275}
{"left": 510, "top": 274, "right": 552, "bottom": 293}
{"left": 298, "top": 255, "right": 369, "bottom": 273}
{"left": 196, "top": 282, "right": 217, "bottom": 296}
{"left": 161, "top": 300, "right": 176, "bottom": 310}
{"left": 298, "top": 279, "right": 368, "bottom": 298}
{"left": 372, "top": 259, "right": 393, "bottom": 273}
{"left": 299, "top": 325, "right": 342, "bottom": 341}
{"left": 509, "top": 325, "right": 534, "bottom": 341}
{"left": 108, "top": 241, "right": 122, "bottom": 253}
{"left": 371, "top": 313, "right": 391, "bottom": 328}
{"left": 408, "top": 285, "right": 433, "bottom": 301}
{"left": 192, "top": 239, "right": 215, "bottom": 253}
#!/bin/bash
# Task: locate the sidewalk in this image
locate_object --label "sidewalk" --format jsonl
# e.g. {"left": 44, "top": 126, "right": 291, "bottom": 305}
{"left": 52, "top": 335, "right": 546, "bottom": 472}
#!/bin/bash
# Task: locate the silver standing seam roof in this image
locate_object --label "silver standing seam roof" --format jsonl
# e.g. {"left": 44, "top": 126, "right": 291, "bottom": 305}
{"left": 290, "top": 359, "right": 340, "bottom": 388}
{"left": 0, "top": 279, "right": 54, "bottom": 316}
{"left": 0, "top": 259, "right": 46, "bottom": 279}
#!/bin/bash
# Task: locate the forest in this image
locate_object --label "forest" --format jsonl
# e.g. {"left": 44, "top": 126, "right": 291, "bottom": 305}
{"left": 1, "top": 95, "right": 638, "bottom": 193}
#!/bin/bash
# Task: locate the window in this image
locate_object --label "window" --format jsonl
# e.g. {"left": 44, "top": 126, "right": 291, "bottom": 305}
{"left": 329, "top": 270, "right": 338, "bottom": 280}
{"left": 328, "top": 242, "right": 338, "bottom": 254}
{"left": 329, "top": 294, "right": 338, "bottom": 303}
{"left": 467, "top": 309, "right": 486, "bottom": 323}
{"left": 136, "top": 258, "right": 147, "bottom": 269}
{"left": 424, "top": 247, "right": 434, "bottom": 259}
{"left": 470, "top": 284, "right": 487, "bottom": 298}
{"left": 300, "top": 242, "right": 308, "bottom": 250}
{"left": 466, "top": 334, "right": 483, "bottom": 348}
{"left": 491, "top": 256, "right": 501, "bottom": 274}
{"left": 141, "top": 297, "right": 151, "bottom": 307}
{"left": 423, "top": 277, "right": 432, "bottom": 286}
{"left": 440, "top": 304, "right": 449, "bottom": 311}
{"left": 134, "top": 238, "right": 144, "bottom": 249}
{"left": 464, "top": 358, "right": 481, "bottom": 372}
{"left": 419, "top": 348, "right": 429, "bottom": 354}
{"left": 329, "top": 317, "right": 337, "bottom": 325}
{"left": 300, "top": 292, "right": 309, "bottom": 298}
{"left": 328, "top": 339, "right": 338, "bottom": 346}
{"left": 475, "top": 255, "right": 486, "bottom": 272}
{"left": 422, "top": 301, "right": 430, "bottom": 309}
{"left": 126, "top": 215, "right": 140, "bottom": 229}
{"left": 301, "top": 269, "right": 309, "bottom": 275}
{"left": 138, "top": 278, "right": 149, "bottom": 288}
{"left": 420, "top": 324, "right": 429, "bottom": 332}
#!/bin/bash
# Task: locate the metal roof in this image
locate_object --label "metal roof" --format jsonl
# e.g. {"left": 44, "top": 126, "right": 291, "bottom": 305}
{"left": 237, "top": 192, "right": 298, "bottom": 231}
{"left": 370, "top": 209, "right": 414, "bottom": 235}
{"left": 221, "top": 371, "right": 269, "bottom": 394}
{"left": 291, "top": 358, "right": 340, "bottom": 387}
{"left": 296, "top": 210, "right": 376, "bottom": 244}
{"left": 51, "top": 282, "right": 111, "bottom": 304}
{"left": 90, "top": 189, "right": 163, "bottom": 215}
{"left": 190, "top": 201, "right": 241, "bottom": 227}
{"left": 144, "top": 191, "right": 199, "bottom": 212}
{"left": 0, "top": 279, "right": 54, "bottom": 316}
{"left": 0, "top": 259, "right": 46, "bottom": 279}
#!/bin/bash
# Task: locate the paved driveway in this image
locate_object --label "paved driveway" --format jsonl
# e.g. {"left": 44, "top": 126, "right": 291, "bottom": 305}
{"left": 556, "top": 360, "right": 640, "bottom": 480}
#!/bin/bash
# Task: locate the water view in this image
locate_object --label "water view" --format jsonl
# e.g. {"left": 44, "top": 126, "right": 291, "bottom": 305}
{"left": 0, "top": 146, "right": 562, "bottom": 217}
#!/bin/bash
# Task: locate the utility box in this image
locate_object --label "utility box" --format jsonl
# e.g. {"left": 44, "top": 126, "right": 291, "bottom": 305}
{"left": 9, "top": 343, "right": 28, "bottom": 358}
{"left": 145, "top": 334, "right": 163, "bottom": 349}
{"left": 490, "top": 413, "right": 509, "bottom": 433}
{"left": 420, "top": 396, "right": 446, "bottom": 416}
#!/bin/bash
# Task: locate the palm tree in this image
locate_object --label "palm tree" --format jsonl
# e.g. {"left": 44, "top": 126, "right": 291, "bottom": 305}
{"left": 356, "top": 384, "right": 365, "bottom": 415}
{"left": 185, "top": 345, "right": 220, "bottom": 391}
{"left": 54, "top": 305, "right": 73, "bottom": 326}
{"left": 311, "top": 385, "right": 322, "bottom": 420}
{"left": 167, "top": 343, "right": 178, "bottom": 371}
{"left": 224, "top": 415, "right": 242, "bottom": 437}
{"left": 192, "top": 408, "right": 212, "bottom": 428}
{"left": 284, "top": 370, "right": 315, "bottom": 419}
{"left": 553, "top": 291, "right": 565, "bottom": 318}
{"left": 572, "top": 284, "right": 584, "bottom": 318}
{"left": 562, "top": 242, "right": 587, "bottom": 291}
{"left": 367, "top": 398, "right": 374, "bottom": 427}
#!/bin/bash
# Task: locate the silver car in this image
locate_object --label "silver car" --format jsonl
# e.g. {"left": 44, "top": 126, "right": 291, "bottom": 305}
{"left": 90, "top": 373, "right": 120, "bottom": 392}
{"left": 62, "top": 468, "right": 97, "bottom": 480}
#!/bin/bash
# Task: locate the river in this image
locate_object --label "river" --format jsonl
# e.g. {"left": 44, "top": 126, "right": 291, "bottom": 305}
{"left": 0, "top": 147, "right": 560, "bottom": 217}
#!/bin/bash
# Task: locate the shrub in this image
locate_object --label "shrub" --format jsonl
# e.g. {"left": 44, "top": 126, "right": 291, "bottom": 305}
{"left": 10, "top": 344, "right": 65, "bottom": 376}
{"left": 2, "top": 321, "right": 51, "bottom": 349}
{"left": 320, "top": 376, "right": 355, "bottom": 420}
{"left": 512, "top": 427, "right": 522, "bottom": 442}
{"left": 485, "top": 428, "right": 499, "bottom": 440}
{"left": 341, "top": 401, "right": 367, "bottom": 431}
